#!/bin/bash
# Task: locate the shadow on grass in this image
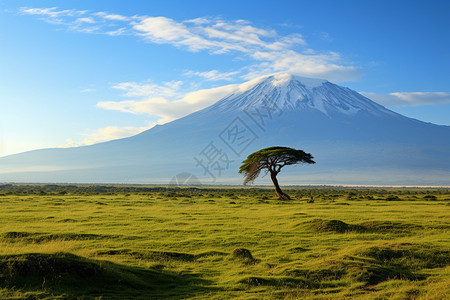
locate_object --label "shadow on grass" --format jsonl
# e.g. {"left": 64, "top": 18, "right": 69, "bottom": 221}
{"left": 2, "top": 231, "right": 116, "bottom": 243}
{"left": 303, "top": 218, "right": 440, "bottom": 234}
{"left": 95, "top": 249, "right": 229, "bottom": 262}
{"left": 281, "top": 243, "right": 449, "bottom": 288}
{"left": 0, "top": 252, "right": 216, "bottom": 299}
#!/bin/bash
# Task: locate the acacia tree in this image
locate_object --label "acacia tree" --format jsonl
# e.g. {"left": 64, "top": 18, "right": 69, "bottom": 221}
{"left": 239, "top": 146, "right": 315, "bottom": 200}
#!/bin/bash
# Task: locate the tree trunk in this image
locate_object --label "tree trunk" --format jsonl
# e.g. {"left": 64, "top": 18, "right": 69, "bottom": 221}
{"left": 270, "top": 171, "right": 291, "bottom": 200}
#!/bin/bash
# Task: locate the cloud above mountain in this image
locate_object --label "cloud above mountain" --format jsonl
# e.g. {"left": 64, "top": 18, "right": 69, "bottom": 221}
{"left": 19, "top": 6, "right": 359, "bottom": 81}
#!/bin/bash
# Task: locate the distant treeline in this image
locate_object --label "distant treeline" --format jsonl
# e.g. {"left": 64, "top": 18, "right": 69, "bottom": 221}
{"left": 0, "top": 184, "right": 169, "bottom": 195}
{"left": 0, "top": 184, "right": 448, "bottom": 200}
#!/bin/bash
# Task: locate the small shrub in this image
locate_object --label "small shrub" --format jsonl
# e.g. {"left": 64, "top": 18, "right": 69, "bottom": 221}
{"left": 232, "top": 248, "right": 253, "bottom": 260}
{"left": 231, "top": 248, "right": 259, "bottom": 264}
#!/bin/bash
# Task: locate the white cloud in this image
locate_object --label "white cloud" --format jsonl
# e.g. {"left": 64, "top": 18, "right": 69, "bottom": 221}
{"left": 130, "top": 15, "right": 358, "bottom": 80}
{"left": 203, "top": 26, "right": 268, "bottom": 48}
{"left": 134, "top": 16, "right": 228, "bottom": 52}
{"left": 246, "top": 50, "right": 358, "bottom": 82}
{"left": 82, "top": 125, "right": 151, "bottom": 145}
{"left": 101, "top": 13, "right": 131, "bottom": 22}
{"left": 19, "top": 7, "right": 358, "bottom": 81}
{"left": 184, "top": 17, "right": 211, "bottom": 25}
{"left": 133, "top": 16, "right": 304, "bottom": 55}
{"left": 97, "top": 81, "right": 249, "bottom": 124}
{"left": 135, "top": 17, "right": 190, "bottom": 41}
{"left": 63, "top": 138, "right": 79, "bottom": 148}
{"left": 183, "top": 70, "right": 239, "bottom": 81}
{"left": 76, "top": 17, "right": 95, "bottom": 24}
{"left": 106, "top": 27, "right": 126, "bottom": 36}
{"left": 212, "top": 20, "right": 276, "bottom": 37}
{"left": 20, "top": 7, "right": 85, "bottom": 17}
{"left": 20, "top": 7, "right": 86, "bottom": 24}
{"left": 361, "top": 92, "right": 450, "bottom": 107}
{"left": 112, "top": 80, "right": 184, "bottom": 98}
{"left": 63, "top": 125, "right": 152, "bottom": 148}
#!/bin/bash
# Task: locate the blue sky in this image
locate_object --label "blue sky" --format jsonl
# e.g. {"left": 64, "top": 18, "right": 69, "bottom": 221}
{"left": 1, "top": 0, "right": 449, "bottom": 156}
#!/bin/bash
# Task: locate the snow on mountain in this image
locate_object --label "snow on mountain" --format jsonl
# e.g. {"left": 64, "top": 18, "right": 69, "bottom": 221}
{"left": 1, "top": 73, "right": 449, "bottom": 185}
{"left": 208, "top": 73, "right": 395, "bottom": 117}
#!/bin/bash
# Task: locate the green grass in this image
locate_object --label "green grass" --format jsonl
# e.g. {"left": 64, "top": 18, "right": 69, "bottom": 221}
{"left": 0, "top": 185, "right": 449, "bottom": 299}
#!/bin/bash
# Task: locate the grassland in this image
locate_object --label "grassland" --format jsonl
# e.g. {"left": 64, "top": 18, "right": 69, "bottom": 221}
{"left": 0, "top": 184, "right": 449, "bottom": 299}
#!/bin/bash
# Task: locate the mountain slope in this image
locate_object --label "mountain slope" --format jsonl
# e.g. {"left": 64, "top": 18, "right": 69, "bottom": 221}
{"left": 1, "top": 73, "right": 449, "bottom": 185}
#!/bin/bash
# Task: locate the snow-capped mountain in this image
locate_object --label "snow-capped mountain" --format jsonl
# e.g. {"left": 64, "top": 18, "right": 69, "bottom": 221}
{"left": 208, "top": 74, "right": 394, "bottom": 117}
{"left": 1, "top": 73, "right": 449, "bottom": 185}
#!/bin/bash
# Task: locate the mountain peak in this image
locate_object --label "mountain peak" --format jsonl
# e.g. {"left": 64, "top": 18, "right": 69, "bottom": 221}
{"left": 210, "top": 73, "right": 393, "bottom": 117}
{"left": 260, "top": 73, "right": 328, "bottom": 89}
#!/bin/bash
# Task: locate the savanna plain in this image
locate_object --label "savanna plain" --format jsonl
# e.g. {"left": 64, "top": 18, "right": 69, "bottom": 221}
{"left": 0, "top": 184, "right": 449, "bottom": 299}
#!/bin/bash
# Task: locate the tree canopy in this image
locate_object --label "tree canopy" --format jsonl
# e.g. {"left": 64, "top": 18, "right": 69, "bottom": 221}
{"left": 239, "top": 146, "right": 315, "bottom": 199}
